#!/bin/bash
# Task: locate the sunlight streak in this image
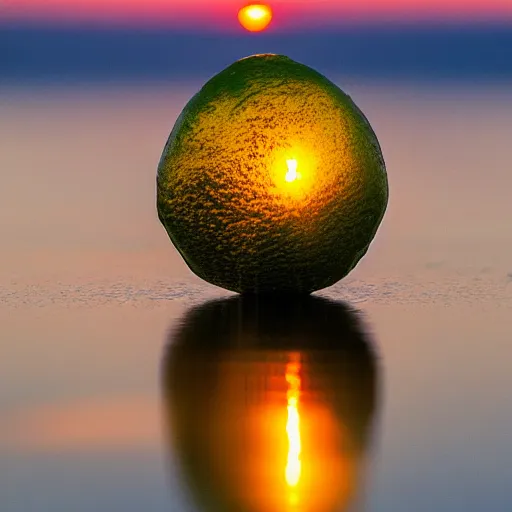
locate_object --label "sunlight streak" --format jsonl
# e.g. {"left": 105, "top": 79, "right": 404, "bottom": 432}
{"left": 285, "top": 358, "right": 302, "bottom": 489}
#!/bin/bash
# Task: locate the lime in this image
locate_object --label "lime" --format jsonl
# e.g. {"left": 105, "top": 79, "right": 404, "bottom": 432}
{"left": 157, "top": 54, "right": 388, "bottom": 293}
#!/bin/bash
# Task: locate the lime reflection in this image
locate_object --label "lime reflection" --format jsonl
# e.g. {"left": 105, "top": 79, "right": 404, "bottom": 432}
{"left": 162, "top": 295, "right": 380, "bottom": 512}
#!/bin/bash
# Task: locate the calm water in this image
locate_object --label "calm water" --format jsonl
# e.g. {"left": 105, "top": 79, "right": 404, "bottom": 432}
{"left": 1, "top": 83, "right": 512, "bottom": 511}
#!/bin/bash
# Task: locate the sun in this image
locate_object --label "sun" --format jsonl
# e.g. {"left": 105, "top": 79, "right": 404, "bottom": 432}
{"left": 238, "top": 4, "right": 273, "bottom": 32}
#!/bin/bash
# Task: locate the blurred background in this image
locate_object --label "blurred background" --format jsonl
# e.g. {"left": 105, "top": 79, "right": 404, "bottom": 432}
{"left": 2, "top": 2, "right": 512, "bottom": 512}
{"left": 3, "top": 0, "right": 512, "bottom": 83}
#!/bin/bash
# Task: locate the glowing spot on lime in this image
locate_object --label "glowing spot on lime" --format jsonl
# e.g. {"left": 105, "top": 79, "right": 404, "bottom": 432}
{"left": 285, "top": 159, "right": 300, "bottom": 183}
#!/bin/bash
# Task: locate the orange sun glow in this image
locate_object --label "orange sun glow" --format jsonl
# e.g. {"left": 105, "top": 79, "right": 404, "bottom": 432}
{"left": 238, "top": 4, "right": 273, "bottom": 32}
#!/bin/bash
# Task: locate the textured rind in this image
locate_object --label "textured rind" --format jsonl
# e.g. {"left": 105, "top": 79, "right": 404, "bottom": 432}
{"left": 157, "top": 54, "right": 388, "bottom": 293}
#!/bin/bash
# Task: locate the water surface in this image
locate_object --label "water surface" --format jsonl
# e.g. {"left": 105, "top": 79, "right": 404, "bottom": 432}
{"left": 1, "top": 84, "right": 511, "bottom": 511}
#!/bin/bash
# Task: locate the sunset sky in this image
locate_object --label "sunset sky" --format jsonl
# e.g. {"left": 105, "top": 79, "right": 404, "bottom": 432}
{"left": 4, "top": 0, "right": 511, "bottom": 84}
{"left": 4, "top": 0, "right": 512, "bottom": 28}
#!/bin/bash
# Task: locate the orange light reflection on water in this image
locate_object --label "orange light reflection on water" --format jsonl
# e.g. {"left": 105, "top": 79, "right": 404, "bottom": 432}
{"left": 285, "top": 358, "right": 302, "bottom": 496}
